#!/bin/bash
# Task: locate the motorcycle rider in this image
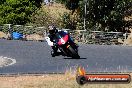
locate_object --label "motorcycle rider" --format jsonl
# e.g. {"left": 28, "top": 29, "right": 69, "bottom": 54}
{"left": 48, "top": 25, "right": 78, "bottom": 57}
{"left": 48, "top": 25, "right": 59, "bottom": 57}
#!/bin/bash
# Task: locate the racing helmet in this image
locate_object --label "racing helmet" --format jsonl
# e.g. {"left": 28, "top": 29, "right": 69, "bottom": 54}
{"left": 48, "top": 25, "right": 58, "bottom": 34}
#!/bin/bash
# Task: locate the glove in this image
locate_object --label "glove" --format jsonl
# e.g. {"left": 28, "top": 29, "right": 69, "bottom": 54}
{"left": 53, "top": 39, "right": 58, "bottom": 46}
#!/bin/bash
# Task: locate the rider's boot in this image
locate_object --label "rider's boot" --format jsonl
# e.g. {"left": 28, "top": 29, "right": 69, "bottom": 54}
{"left": 51, "top": 50, "right": 57, "bottom": 57}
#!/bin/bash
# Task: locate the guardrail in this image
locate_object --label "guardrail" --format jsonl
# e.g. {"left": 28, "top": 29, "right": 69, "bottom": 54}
{"left": 0, "top": 24, "right": 130, "bottom": 45}
{"left": 68, "top": 30, "right": 129, "bottom": 45}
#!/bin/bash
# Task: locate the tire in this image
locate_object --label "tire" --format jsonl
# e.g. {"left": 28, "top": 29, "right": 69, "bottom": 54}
{"left": 68, "top": 46, "right": 80, "bottom": 58}
{"left": 76, "top": 76, "right": 87, "bottom": 85}
{"left": 59, "top": 47, "right": 67, "bottom": 56}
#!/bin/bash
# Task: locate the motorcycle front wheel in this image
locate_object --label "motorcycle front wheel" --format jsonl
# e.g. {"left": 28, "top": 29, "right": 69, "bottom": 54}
{"left": 67, "top": 45, "right": 80, "bottom": 59}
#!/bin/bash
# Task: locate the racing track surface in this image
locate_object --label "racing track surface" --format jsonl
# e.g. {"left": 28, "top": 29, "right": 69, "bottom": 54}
{"left": 0, "top": 39, "right": 132, "bottom": 74}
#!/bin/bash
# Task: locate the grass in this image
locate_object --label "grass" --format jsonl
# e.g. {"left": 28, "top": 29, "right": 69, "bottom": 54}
{"left": 0, "top": 72, "right": 131, "bottom": 88}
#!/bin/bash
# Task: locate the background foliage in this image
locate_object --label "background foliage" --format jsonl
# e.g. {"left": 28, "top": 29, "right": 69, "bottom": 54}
{"left": 79, "top": 0, "right": 132, "bottom": 32}
{"left": 56, "top": 0, "right": 132, "bottom": 32}
{"left": 0, "top": 0, "right": 131, "bottom": 33}
{"left": 0, "top": 0, "right": 42, "bottom": 25}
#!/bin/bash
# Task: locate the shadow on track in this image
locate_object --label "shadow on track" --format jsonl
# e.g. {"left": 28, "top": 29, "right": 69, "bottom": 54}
{"left": 63, "top": 57, "right": 87, "bottom": 59}
{"left": 53, "top": 52, "right": 86, "bottom": 59}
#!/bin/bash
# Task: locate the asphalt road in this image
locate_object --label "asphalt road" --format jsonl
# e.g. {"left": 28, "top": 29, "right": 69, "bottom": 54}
{"left": 0, "top": 39, "right": 132, "bottom": 74}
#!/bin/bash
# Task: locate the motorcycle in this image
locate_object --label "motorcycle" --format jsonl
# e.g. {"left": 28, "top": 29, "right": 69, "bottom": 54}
{"left": 45, "top": 31, "right": 80, "bottom": 58}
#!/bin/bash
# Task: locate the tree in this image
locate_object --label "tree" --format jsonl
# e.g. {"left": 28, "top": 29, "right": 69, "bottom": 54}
{"left": 61, "top": 12, "right": 77, "bottom": 30}
{"left": 0, "top": 0, "right": 6, "bottom": 5}
{"left": 0, "top": 0, "right": 42, "bottom": 25}
{"left": 80, "top": 0, "right": 132, "bottom": 32}
{"left": 55, "top": 0, "right": 66, "bottom": 4}
{"left": 56, "top": 0, "right": 131, "bottom": 31}
{"left": 30, "top": 7, "right": 55, "bottom": 27}
{"left": 55, "top": 0, "right": 79, "bottom": 11}
{"left": 54, "top": 0, "right": 82, "bottom": 29}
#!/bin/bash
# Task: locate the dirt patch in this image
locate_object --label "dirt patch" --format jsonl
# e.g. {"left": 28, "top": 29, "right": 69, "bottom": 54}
{"left": 0, "top": 31, "right": 7, "bottom": 39}
{"left": 26, "top": 34, "right": 44, "bottom": 41}
{"left": 118, "top": 28, "right": 132, "bottom": 46}
{"left": 0, "top": 73, "right": 131, "bottom": 88}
